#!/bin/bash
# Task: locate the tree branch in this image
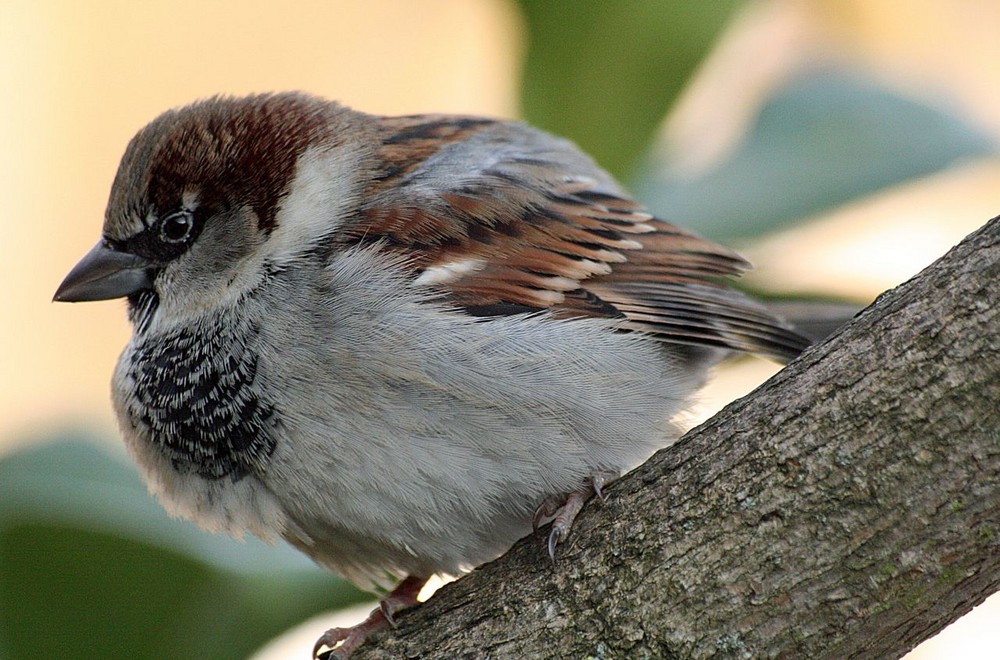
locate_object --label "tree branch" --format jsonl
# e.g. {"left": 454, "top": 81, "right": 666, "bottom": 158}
{"left": 358, "top": 215, "right": 1000, "bottom": 659}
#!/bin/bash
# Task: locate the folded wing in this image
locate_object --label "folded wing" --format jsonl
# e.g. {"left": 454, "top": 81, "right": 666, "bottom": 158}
{"left": 340, "top": 115, "right": 809, "bottom": 362}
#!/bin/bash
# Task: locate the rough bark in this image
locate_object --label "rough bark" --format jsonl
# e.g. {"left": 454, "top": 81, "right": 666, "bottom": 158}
{"left": 357, "top": 215, "right": 1000, "bottom": 659}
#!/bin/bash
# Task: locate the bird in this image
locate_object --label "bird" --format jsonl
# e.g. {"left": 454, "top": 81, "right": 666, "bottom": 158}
{"left": 54, "top": 92, "right": 810, "bottom": 657}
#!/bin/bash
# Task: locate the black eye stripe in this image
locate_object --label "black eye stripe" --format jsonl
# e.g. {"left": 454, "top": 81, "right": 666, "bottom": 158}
{"left": 115, "top": 206, "right": 207, "bottom": 264}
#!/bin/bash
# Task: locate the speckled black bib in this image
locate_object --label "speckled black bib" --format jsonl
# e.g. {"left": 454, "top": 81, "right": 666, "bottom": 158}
{"left": 123, "top": 317, "right": 279, "bottom": 481}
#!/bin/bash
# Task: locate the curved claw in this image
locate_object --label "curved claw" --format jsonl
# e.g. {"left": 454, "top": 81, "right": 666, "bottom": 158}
{"left": 532, "top": 507, "right": 546, "bottom": 533}
{"left": 547, "top": 524, "right": 565, "bottom": 564}
{"left": 592, "top": 474, "right": 609, "bottom": 503}
{"left": 313, "top": 628, "right": 349, "bottom": 659}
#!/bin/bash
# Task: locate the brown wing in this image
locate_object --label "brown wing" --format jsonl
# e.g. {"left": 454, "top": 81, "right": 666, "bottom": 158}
{"left": 339, "top": 115, "right": 809, "bottom": 362}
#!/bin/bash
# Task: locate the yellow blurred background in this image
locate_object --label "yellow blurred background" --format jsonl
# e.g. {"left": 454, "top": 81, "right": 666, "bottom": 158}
{"left": 2, "top": 0, "right": 998, "bottom": 657}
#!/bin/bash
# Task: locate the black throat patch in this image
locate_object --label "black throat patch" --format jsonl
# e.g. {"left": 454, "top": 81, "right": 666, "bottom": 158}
{"left": 124, "top": 318, "right": 279, "bottom": 481}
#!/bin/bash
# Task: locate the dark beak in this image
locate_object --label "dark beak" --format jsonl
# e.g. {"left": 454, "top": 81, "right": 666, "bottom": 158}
{"left": 54, "top": 241, "right": 153, "bottom": 302}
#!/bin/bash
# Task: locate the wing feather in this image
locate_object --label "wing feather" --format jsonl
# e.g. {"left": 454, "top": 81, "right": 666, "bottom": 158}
{"left": 338, "top": 115, "right": 809, "bottom": 361}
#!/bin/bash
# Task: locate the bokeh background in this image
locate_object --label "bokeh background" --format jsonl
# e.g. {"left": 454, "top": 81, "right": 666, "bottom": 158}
{"left": 2, "top": 1, "right": 998, "bottom": 658}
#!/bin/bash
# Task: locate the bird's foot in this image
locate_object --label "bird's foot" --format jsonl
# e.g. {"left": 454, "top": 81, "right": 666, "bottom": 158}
{"left": 533, "top": 471, "right": 617, "bottom": 563}
{"left": 313, "top": 575, "right": 427, "bottom": 659}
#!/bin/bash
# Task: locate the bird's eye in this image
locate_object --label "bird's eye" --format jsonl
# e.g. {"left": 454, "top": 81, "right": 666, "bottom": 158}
{"left": 160, "top": 211, "right": 194, "bottom": 243}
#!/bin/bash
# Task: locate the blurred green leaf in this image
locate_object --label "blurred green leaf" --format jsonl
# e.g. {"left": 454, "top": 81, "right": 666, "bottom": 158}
{"left": 0, "top": 436, "right": 322, "bottom": 572}
{"left": 634, "top": 70, "right": 999, "bottom": 241}
{"left": 0, "top": 438, "right": 367, "bottom": 660}
{"left": 517, "top": 0, "right": 744, "bottom": 179}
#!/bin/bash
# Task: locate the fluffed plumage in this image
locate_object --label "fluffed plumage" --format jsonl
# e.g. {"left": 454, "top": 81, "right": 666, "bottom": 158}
{"left": 55, "top": 92, "right": 809, "bottom": 656}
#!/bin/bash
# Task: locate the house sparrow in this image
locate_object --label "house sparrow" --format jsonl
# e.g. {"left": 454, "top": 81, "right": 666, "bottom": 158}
{"left": 55, "top": 92, "right": 809, "bottom": 657}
